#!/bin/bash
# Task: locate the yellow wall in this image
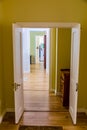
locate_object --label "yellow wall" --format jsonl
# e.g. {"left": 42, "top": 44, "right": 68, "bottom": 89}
{"left": 50, "top": 28, "right": 71, "bottom": 93}
{"left": 1, "top": 0, "right": 87, "bottom": 110}
{"left": 0, "top": 1, "right": 5, "bottom": 117}
{"left": 0, "top": 1, "right": 2, "bottom": 116}
{"left": 50, "top": 28, "right": 56, "bottom": 91}
{"left": 57, "top": 28, "right": 71, "bottom": 91}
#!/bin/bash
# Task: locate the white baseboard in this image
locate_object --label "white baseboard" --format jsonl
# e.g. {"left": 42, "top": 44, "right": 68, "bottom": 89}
{"left": 0, "top": 108, "right": 14, "bottom": 124}
{"left": 49, "top": 89, "right": 61, "bottom": 96}
{"left": 0, "top": 109, "right": 6, "bottom": 124}
{"left": 85, "top": 109, "right": 87, "bottom": 115}
{"left": 55, "top": 91, "right": 61, "bottom": 96}
{"left": 6, "top": 108, "right": 15, "bottom": 112}
{"left": 78, "top": 108, "right": 87, "bottom": 115}
{"left": 54, "top": 90, "right": 57, "bottom": 95}
{"left": 49, "top": 89, "right": 55, "bottom": 93}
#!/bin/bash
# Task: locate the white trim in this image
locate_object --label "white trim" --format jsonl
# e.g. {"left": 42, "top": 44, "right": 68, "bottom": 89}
{"left": 78, "top": 108, "right": 87, "bottom": 115}
{"left": 27, "top": 28, "right": 50, "bottom": 31}
{"left": 13, "top": 22, "right": 81, "bottom": 124}
{"left": 0, "top": 109, "right": 6, "bottom": 124}
{"left": 55, "top": 28, "right": 58, "bottom": 93}
{"left": 85, "top": 109, "right": 87, "bottom": 115}
{"left": 16, "top": 22, "right": 80, "bottom": 28}
{"left": 50, "top": 89, "right": 61, "bottom": 96}
{"left": 46, "top": 28, "right": 50, "bottom": 74}
{"left": 54, "top": 89, "right": 57, "bottom": 95}
{"left": 49, "top": 89, "right": 55, "bottom": 93}
{"left": 55, "top": 92, "right": 62, "bottom": 96}
{"left": 0, "top": 108, "right": 15, "bottom": 124}
{"left": 49, "top": 89, "right": 61, "bottom": 96}
{"left": 78, "top": 108, "right": 86, "bottom": 113}
{"left": 6, "top": 108, "right": 15, "bottom": 112}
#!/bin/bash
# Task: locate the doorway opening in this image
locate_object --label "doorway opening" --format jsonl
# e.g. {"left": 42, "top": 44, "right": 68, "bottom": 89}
{"left": 22, "top": 28, "right": 50, "bottom": 89}
{"left": 22, "top": 27, "right": 71, "bottom": 112}
{"left": 22, "top": 28, "right": 50, "bottom": 111}
{"left": 13, "top": 22, "right": 80, "bottom": 124}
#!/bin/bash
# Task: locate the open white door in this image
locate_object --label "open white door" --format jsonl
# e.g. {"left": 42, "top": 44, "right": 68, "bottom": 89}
{"left": 69, "top": 25, "right": 80, "bottom": 124}
{"left": 12, "top": 24, "right": 24, "bottom": 124}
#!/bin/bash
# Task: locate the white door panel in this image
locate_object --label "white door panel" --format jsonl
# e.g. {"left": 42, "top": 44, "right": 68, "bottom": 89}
{"left": 13, "top": 24, "right": 24, "bottom": 124}
{"left": 69, "top": 26, "right": 80, "bottom": 124}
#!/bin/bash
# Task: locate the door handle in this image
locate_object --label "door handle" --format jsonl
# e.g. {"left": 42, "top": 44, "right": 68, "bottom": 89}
{"left": 76, "top": 83, "right": 78, "bottom": 91}
{"left": 14, "top": 83, "right": 21, "bottom": 91}
{"left": 16, "top": 83, "right": 21, "bottom": 87}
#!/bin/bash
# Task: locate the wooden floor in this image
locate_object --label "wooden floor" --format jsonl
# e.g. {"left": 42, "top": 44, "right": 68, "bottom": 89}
{"left": 23, "top": 63, "right": 68, "bottom": 112}
{"left": 24, "top": 91, "right": 68, "bottom": 112}
{"left": 23, "top": 63, "right": 49, "bottom": 91}
{"left": 0, "top": 63, "right": 87, "bottom": 130}
{"left": 1, "top": 113, "right": 87, "bottom": 130}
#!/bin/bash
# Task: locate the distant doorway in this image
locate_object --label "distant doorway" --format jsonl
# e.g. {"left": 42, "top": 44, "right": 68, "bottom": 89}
{"left": 22, "top": 28, "right": 50, "bottom": 91}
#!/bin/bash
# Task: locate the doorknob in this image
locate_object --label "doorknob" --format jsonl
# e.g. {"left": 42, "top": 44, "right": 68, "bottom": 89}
{"left": 16, "top": 83, "right": 21, "bottom": 87}
{"left": 14, "top": 83, "right": 21, "bottom": 91}
{"left": 76, "top": 83, "right": 78, "bottom": 91}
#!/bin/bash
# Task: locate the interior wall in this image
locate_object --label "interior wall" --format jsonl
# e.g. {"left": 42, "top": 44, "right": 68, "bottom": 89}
{"left": 0, "top": 1, "right": 2, "bottom": 118}
{"left": 50, "top": 28, "right": 56, "bottom": 91}
{"left": 1, "top": 0, "right": 87, "bottom": 110}
{"left": 57, "top": 28, "right": 71, "bottom": 91}
{"left": 0, "top": 1, "right": 5, "bottom": 120}
{"left": 30, "top": 31, "right": 46, "bottom": 59}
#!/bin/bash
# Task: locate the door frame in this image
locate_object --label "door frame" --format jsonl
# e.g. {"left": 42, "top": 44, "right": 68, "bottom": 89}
{"left": 17, "top": 22, "right": 80, "bottom": 89}
{"left": 14, "top": 22, "right": 81, "bottom": 124}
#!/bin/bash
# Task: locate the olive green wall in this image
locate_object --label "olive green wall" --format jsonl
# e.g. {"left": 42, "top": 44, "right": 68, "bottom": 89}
{"left": 1, "top": 0, "right": 87, "bottom": 110}
{"left": 57, "top": 28, "right": 71, "bottom": 91}
{"left": 50, "top": 28, "right": 56, "bottom": 91}
{"left": 50, "top": 28, "right": 71, "bottom": 92}
{"left": 0, "top": 1, "right": 5, "bottom": 118}
{"left": 30, "top": 31, "right": 46, "bottom": 57}
{"left": 0, "top": 1, "right": 2, "bottom": 117}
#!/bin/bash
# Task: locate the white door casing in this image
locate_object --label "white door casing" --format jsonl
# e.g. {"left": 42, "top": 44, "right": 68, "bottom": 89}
{"left": 13, "top": 24, "right": 24, "bottom": 124}
{"left": 46, "top": 29, "right": 50, "bottom": 74}
{"left": 69, "top": 26, "right": 80, "bottom": 124}
{"left": 55, "top": 28, "right": 58, "bottom": 94}
{"left": 12, "top": 22, "right": 81, "bottom": 124}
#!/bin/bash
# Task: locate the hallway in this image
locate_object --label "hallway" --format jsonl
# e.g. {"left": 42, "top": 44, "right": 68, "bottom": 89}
{"left": 23, "top": 63, "right": 49, "bottom": 91}
{"left": 21, "top": 63, "right": 72, "bottom": 126}
{"left": 23, "top": 63, "right": 68, "bottom": 112}
{"left": 1, "top": 64, "right": 87, "bottom": 130}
